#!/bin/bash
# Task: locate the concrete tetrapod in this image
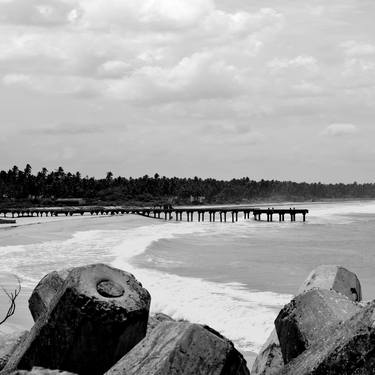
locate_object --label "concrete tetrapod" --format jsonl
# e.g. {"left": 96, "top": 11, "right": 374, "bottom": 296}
{"left": 251, "top": 265, "right": 362, "bottom": 375}
{"left": 297, "top": 265, "right": 361, "bottom": 302}
{"left": 0, "top": 333, "right": 28, "bottom": 372}
{"left": 105, "top": 321, "right": 250, "bottom": 375}
{"left": 275, "top": 288, "right": 361, "bottom": 364}
{"left": 280, "top": 300, "right": 375, "bottom": 374}
{"left": 2, "top": 264, "right": 151, "bottom": 375}
{"left": 28, "top": 269, "right": 71, "bottom": 321}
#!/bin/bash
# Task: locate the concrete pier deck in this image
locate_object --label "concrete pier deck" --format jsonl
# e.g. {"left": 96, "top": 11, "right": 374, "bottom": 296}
{"left": 0, "top": 206, "right": 309, "bottom": 223}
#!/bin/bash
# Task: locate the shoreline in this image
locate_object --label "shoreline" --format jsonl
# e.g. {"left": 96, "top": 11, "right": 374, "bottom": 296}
{"left": 0, "top": 213, "right": 263, "bottom": 364}
{"left": 2, "top": 198, "right": 374, "bottom": 232}
{"left": 1, "top": 200, "right": 375, "bottom": 370}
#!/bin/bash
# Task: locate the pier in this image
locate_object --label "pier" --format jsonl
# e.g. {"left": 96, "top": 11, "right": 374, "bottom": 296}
{"left": 252, "top": 208, "right": 308, "bottom": 222}
{"left": 0, "top": 206, "right": 308, "bottom": 222}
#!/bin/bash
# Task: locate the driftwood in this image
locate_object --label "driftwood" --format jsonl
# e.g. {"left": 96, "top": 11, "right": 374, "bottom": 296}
{"left": 0, "top": 276, "right": 21, "bottom": 326}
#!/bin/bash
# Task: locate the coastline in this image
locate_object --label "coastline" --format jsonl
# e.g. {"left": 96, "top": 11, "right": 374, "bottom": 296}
{"left": 1, "top": 199, "right": 375, "bottom": 370}
{"left": 0, "top": 212, "right": 261, "bottom": 367}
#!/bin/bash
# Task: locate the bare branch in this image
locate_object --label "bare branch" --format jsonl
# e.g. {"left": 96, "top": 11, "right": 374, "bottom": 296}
{"left": 0, "top": 276, "right": 21, "bottom": 326}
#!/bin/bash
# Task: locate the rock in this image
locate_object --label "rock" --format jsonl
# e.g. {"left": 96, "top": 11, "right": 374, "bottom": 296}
{"left": 28, "top": 269, "right": 71, "bottom": 321}
{"left": 250, "top": 330, "right": 282, "bottom": 375}
{"left": 105, "top": 321, "right": 250, "bottom": 375}
{"left": 147, "top": 313, "right": 174, "bottom": 331}
{"left": 10, "top": 367, "right": 77, "bottom": 374}
{"left": 251, "top": 265, "right": 362, "bottom": 375}
{"left": 275, "top": 288, "right": 361, "bottom": 364}
{"left": 280, "top": 300, "right": 375, "bottom": 374}
{"left": 0, "top": 332, "right": 28, "bottom": 371}
{"left": 4, "top": 264, "right": 151, "bottom": 375}
{"left": 297, "top": 265, "right": 362, "bottom": 302}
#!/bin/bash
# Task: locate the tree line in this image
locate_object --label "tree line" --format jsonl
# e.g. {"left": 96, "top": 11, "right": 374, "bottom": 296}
{"left": 1, "top": 165, "right": 375, "bottom": 206}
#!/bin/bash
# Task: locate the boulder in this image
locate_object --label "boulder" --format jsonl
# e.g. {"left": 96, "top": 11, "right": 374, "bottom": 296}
{"left": 275, "top": 288, "right": 361, "bottom": 364}
{"left": 29, "top": 269, "right": 70, "bottom": 321}
{"left": 251, "top": 265, "right": 362, "bottom": 375}
{"left": 280, "top": 300, "right": 375, "bottom": 374}
{"left": 105, "top": 321, "right": 250, "bottom": 375}
{"left": 297, "top": 265, "right": 362, "bottom": 302}
{"left": 0, "top": 332, "right": 28, "bottom": 371}
{"left": 3, "top": 264, "right": 151, "bottom": 375}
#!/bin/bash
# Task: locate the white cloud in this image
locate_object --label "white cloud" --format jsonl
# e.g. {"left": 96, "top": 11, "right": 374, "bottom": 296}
{"left": 97, "top": 60, "right": 132, "bottom": 78}
{"left": 0, "top": 0, "right": 284, "bottom": 104}
{"left": 2, "top": 73, "right": 31, "bottom": 85}
{"left": 105, "top": 51, "right": 245, "bottom": 102}
{"left": 2, "top": 72, "right": 100, "bottom": 96}
{"left": 342, "top": 41, "right": 375, "bottom": 57}
{"left": 0, "top": 0, "right": 79, "bottom": 26}
{"left": 322, "top": 123, "right": 358, "bottom": 137}
{"left": 268, "top": 55, "right": 318, "bottom": 72}
{"left": 1, "top": 0, "right": 375, "bottom": 181}
{"left": 79, "top": 0, "right": 214, "bottom": 31}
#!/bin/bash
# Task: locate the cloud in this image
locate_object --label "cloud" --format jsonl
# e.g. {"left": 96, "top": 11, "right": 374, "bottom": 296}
{"left": 97, "top": 60, "right": 132, "bottom": 78}
{"left": 342, "top": 41, "right": 375, "bottom": 57}
{"left": 79, "top": 0, "right": 214, "bottom": 31}
{"left": 0, "top": 1, "right": 284, "bottom": 104}
{"left": 28, "top": 123, "right": 109, "bottom": 135}
{"left": 1, "top": 0, "right": 375, "bottom": 182}
{"left": 104, "top": 52, "right": 245, "bottom": 102}
{"left": 0, "top": 0, "right": 79, "bottom": 26}
{"left": 322, "top": 123, "right": 359, "bottom": 137}
{"left": 267, "top": 55, "right": 318, "bottom": 72}
{"left": 2, "top": 73, "right": 31, "bottom": 85}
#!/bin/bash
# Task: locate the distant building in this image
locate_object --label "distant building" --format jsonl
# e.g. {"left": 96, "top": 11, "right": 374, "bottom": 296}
{"left": 55, "top": 198, "right": 86, "bottom": 206}
{"left": 190, "top": 195, "right": 205, "bottom": 204}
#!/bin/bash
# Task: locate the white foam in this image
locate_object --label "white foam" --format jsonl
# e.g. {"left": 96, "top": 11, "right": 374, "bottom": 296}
{"left": 0, "top": 220, "right": 291, "bottom": 352}
{"left": 110, "top": 222, "right": 291, "bottom": 352}
{"left": 306, "top": 200, "right": 375, "bottom": 224}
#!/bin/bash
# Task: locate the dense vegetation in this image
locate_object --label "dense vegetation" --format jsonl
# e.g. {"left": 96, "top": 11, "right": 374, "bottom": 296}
{"left": 1, "top": 165, "right": 375, "bottom": 207}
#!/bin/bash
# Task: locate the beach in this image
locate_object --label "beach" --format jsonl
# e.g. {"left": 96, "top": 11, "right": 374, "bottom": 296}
{"left": 1, "top": 200, "right": 375, "bottom": 368}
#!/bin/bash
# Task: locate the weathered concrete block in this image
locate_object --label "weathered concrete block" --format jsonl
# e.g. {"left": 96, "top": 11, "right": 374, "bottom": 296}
{"left": 0, "top": 332, "right": 28, "bottom": 371}
{"left": 297, "top": 265, "right": 361, "bottom": 302}
{"left": 251, "top": 265, "right": 362, "bottom": 375}
{"left": 280, "top": 300, "right": 375, "bottom": 374}
{"left": 105, "top": 321, "right": 250, "bottom": 375}
{"left": 250, "top": 330, "right": 282, "bottom": 375}
{"left": 147, "top": 313, "right": 174, "bottom": 332}
{"left": 4, "top": 264, "right": 151, "bottom": 375}
{"left": 275, "top": 288, "right": 360, "bottom": 364}
{"left": 29, "top": 269, "right": 71, "bottom": 321}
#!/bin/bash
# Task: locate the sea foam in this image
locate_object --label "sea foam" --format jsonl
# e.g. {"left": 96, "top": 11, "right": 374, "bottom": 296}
{"left": 2, "top": 201, "right": 373, "bottom": 352}
{"left": 0, "top": 221, "right": 291, "bottom": 352}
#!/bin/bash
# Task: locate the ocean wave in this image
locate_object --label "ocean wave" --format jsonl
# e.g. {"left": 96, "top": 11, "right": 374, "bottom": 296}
{"left": 0, "top": 220, "right": 292, "bottom": 352}
{"left": 109, "top": 222, "right": 292, "bottom": 352}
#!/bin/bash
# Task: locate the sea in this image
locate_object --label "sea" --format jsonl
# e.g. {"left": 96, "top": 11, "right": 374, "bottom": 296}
{"left": 1, "top": 200, "right": 375, "bottom": 362}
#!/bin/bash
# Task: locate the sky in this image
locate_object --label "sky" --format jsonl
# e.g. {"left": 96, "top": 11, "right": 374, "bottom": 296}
{"left": 0, "top": 0, "right": 374, "bottom": 183}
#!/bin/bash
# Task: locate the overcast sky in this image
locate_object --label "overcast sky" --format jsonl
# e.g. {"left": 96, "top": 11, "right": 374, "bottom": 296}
{"left": 0, "top": 0, "right": 374, "bottom": 182}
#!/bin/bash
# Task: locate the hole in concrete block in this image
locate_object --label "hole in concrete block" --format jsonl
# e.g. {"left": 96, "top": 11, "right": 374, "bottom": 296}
{"left": 350, "top": 288, "right": 359, "bottom": 302}
{"left": 97, "top": 279, "right": 124, "bottom": 298}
